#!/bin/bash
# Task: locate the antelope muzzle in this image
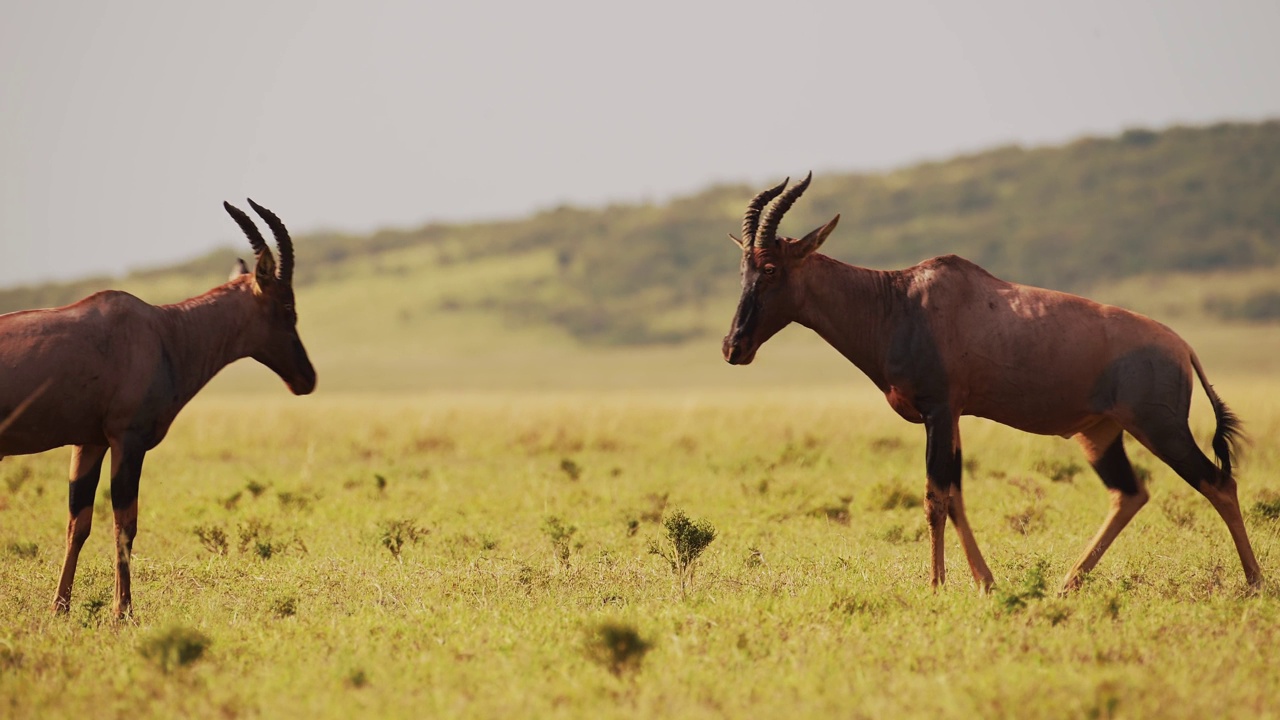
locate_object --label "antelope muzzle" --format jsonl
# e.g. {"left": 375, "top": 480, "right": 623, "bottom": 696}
{"left": 722, "top": 295, "right": 759, "bottom": 365}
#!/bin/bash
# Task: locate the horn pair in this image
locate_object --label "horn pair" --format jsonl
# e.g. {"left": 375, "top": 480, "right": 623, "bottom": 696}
{"left": 223, "top": 200, "right": 294, "bottom": 285}
{"left": 740, "top": 171, "right": 812, "bottom": 249}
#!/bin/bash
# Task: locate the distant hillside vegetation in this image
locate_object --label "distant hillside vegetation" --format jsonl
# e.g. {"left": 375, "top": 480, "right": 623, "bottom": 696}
{"left": 3, "top": 121, "right": 1278, "bottom": 345}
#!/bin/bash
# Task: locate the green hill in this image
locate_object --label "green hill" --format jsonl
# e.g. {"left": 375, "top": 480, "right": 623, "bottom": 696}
{"left": 3, "top": 121, "right": 1279, "bottom": 391}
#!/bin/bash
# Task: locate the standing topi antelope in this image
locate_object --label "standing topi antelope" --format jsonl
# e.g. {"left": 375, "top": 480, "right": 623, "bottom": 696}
{"left": 722, "top": 174, "right": 1263, "bottom": 592}
{"left": 0, "top": 200, "right": 316, "bottom": 617}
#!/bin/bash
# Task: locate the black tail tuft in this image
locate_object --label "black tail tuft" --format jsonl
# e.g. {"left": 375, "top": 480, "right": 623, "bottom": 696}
{"left": 1210, "top": 399, "right": 1244, "bottom": 478}
{"left": 1191, "top": 352, "right": 1245, "bottom": 479}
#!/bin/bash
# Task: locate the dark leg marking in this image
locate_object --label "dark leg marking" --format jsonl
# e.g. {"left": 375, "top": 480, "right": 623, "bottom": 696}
{"left": 923, "top": 409, "right": 960, "bottom": 588}
{"left": 109, "top": 444, "right": 146, "bottom": 619}
{"left": 1090, "top": 435, "right": 1140, "bottom": 496}
{"left": 53, "top": 445, "right": 108, "bottom": 614}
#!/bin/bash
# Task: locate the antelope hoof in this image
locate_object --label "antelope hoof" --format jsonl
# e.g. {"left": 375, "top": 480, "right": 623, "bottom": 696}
{"left": 1059, "top": 578, "right": 1083, "bottom": 596}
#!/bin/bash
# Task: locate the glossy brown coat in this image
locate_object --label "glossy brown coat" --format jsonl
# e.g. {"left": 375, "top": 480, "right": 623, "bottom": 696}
{"left": 0, "top": 201, "right": 315, "bottom": 617}
{"left": 723, "top": 176, "right": 1262, "bottom": 592}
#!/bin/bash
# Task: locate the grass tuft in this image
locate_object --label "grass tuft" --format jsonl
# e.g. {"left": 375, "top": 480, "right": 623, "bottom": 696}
{"left": 996, "top": 559, "right": 1051, "bottom": 613}
{"left": 138, "top": 626, "right": 211, "bottom": 673}
{"left": 381, "top": 519, "right": 428, "bottom": 560}
{"left": 811, "top": 496, "right": 853, "bottom": 525}
{"left": 5, "top": 541, "right": 38, "bottom": 559}
{"left": 867, "top": 481, "right": 921, "bottom": 511}
{"left": 1251, "top": 490, "right": 1280, "bottom": 521}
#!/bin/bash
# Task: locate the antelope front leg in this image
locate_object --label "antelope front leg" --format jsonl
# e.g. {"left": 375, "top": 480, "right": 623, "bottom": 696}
{"left": 108, "top": 441, "right": 146, "bottom": 619}
{"left": 923, "top": 409, "right": 961, "bottom": 588}
{"left": 948, "top": 485, "right": 995, "bottom": 592}
{"left": 52, "top": 445, "right": 107, "bottom": 614}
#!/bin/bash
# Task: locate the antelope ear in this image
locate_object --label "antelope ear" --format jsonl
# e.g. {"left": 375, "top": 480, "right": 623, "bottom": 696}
{"left": 252, "top": 251, "right": 277, "bottom": 295}
{"left": 727, "top": 232, "right": 745, "bottom": 249}
{"left": 792, "top": 214, "right": 840, "bottom": 258}
{"left": 229, "top": 258, "right": 250, "bottom": 281}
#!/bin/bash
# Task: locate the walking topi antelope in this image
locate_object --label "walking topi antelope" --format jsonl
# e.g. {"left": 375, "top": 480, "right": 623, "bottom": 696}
{"left": 722, "top": 174, "right": 1263, "bottom": 592}
{"left": 0, "top": 200, "right": 316, "bottom": 618}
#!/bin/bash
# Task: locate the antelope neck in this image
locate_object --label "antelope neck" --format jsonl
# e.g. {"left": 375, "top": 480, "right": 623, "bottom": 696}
{"left": 792, "top": 254, "right": 899, "bottom": 392}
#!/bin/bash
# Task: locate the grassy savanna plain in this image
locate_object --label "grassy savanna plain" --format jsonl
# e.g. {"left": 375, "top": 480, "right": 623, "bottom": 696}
{"left": 5, "top": 140, "right": 1280, "bottom": 716}
{"left": 3, "top": 298, "right": 1280, "bottom": 718}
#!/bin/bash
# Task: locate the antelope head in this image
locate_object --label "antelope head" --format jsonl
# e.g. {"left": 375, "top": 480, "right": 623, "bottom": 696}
{"left": 722, "top": 173, "right": 840, "bottom": 365}
{"left": 223, "top": 200, "right": 318, "bottom": 395}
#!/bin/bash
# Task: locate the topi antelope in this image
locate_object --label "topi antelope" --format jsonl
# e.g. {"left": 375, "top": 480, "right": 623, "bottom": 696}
{"left": 722, "top": 173, "right": 1263, "bottom": 593}
{"left": 0, "top": 200, "right": 316, "bottom": 618}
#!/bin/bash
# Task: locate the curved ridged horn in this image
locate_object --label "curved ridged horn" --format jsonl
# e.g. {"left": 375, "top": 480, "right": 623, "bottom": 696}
{"left": 741, "top": 177, "right": 790, "bottom": 248}
{"left": 755, "top": 171, "right": 813, "bottom": 248}
{"left": 247, "top": 199, "right": 293, "bottom": 285}
{"left": 223, "top": 201, "right": 269, "bottom": 257}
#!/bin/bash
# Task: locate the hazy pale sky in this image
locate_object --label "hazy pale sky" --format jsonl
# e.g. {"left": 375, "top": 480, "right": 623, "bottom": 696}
{"left": 2, "top": 0, "right": 1278, "bottom": 288}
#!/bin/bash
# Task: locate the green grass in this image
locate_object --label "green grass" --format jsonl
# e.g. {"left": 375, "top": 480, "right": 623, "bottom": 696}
{"left": 2, "top": 384, "right": 1279, "bottom": 718}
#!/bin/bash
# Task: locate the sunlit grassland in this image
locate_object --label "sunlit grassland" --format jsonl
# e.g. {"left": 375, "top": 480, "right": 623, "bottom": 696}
{"left": 3, "top": 378, "right": 1280, "bottom": 718}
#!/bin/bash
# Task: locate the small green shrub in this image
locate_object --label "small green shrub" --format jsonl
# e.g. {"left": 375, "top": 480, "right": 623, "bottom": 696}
{"left": 193, "top": 525, "right": 228, "bottom": 556}
{"left": 345, "top": 668, "right": 370, "bottom": 689}
{"left": 830, "top": 595, "right": 884, "bottom": 616}
{"left": 5, "top": 541, "right": 38, "bottom": 559}
{"left": 584, "top": 621, "right": 651, "bottom": 677}
{"left": 270, "top": 594, "right": 298, "bottom": 618}
{"left": 236, "top": 519, "right": 303, "bottom": 559}
{"left": 867, "top": 481, "right": 920, "bottom": 511}
{"left": 559, "top": 458, "right": 582, "bottom": 481}
{"left": 649, "top": 509, "right": 716, "bottom": 594}
{"left": 79, "top": 593, "right": 110, "bottom": 628}
{"left": 881, "top": 523, "right": 925, "bottom": 544}
{"left": 1036, "top": 459, "right": 1083, "bottom": 483}
{"left": 541, "top": 516, "right": 578, "bottom": 567}
{"left": 238, "top": 519, "right": 272, "bottom": 555}
{"left": 1006, "top": 504, "right": 1046, "bottom": 535}
{"left": 811, "top": 496, "right": 853, "bottom": 525}
{"left": 138, "top": 626, "right": 211, "bottom": 673}
{"left": 221, "top": 491, "right": 242, "bottom": 510}
{"left": 381, "top": 519, "right": 428, "bottom": 560}
{"left": 277, "top": 491, "right": 314, "bottom": 512}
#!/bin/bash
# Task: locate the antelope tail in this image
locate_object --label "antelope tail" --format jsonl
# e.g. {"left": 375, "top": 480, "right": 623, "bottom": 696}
{"left": 1191, "top": 353, "right": 1243, "bottom": 478}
